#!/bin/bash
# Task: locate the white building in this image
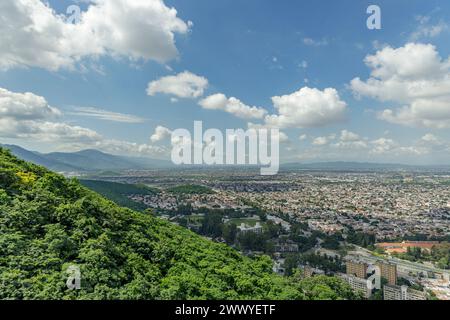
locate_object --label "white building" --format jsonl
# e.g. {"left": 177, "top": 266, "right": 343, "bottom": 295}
{"left": 237, "top": 222, "right": 263, "bottom": 234}
{"left": 340, "top": 274, "right": 373, "bottom": 299}
{"left": 383, "top": 284, "right": 427, "bottom": 300}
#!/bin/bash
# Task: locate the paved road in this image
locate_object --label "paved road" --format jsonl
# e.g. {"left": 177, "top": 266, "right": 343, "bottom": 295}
{"left": 348, "top": 245, "right": 449, "bottom": 276}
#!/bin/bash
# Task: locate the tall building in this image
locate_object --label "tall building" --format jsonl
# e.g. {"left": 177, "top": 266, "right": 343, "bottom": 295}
{"left": 340, "top": 274, "right": 373, "bottom": 299}
{"left": 383, "top": 284, "right": 426, "bottom": 300}
{"left": 346, "top": 260, "right": 368, "bottom": 279}
{"left": 376, "top": 261, "right": 397, "bottom": 285}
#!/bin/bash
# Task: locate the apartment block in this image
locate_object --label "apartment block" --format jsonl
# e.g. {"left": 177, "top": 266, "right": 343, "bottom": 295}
{"left": 383, "top": 284, "right": 427, "bottom": 300}
{"left": 340, "top": 274, "right": 372, "bottom": 299}
{"left": 346, "top": 260, "right": 368, "bottom": 279}
{"left": 376, "top": 261, "right": 397, "bottom": 285}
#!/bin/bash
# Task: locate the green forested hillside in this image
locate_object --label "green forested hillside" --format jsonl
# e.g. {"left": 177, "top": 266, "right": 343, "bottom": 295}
{"left": 0, "top": 148, "right": 357, "bottom": 300}
{"left": 79, "top": 180, "right": 159, "bottom": 212}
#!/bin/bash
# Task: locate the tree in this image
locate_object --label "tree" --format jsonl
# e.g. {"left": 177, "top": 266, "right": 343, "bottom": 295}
{"left": 222, "top": 223, "right": 237, "bottom": 244}
{"left": 299, "top": 276, "right": 358, "bottom": 300}
{"left": 284, "top": 254, "right": 300, "bottom": 276}
{"left": 266, "top": 221, "right": 282, "bottom": 238}
{"left": 199, "top": 212, "right": 223, "bottom": 238}
{"left": 237, "top": 232, "right": 268, "bottom": 252}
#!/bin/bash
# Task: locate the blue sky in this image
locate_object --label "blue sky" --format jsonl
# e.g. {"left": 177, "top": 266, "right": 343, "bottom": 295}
{"left": 0, "top": 0, "right": 449, "bottom": 164}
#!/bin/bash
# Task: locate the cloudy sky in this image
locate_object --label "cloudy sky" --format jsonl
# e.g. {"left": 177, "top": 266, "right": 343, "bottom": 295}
{"left": 0, "top": 0, "right": 450, "bottom": 164}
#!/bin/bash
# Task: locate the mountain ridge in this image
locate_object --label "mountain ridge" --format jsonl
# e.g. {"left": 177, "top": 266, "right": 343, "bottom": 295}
{"left": 5, "top": 144, "right": 447, "bottom": 173}
{"left": 1, "top": 144, "right": 172, "bottom": 172}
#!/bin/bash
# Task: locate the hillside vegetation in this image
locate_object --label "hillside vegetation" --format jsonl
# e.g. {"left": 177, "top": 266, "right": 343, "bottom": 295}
{"left": 79, "top": 180, "right": 159, "bottom": 212}
{"left": 0, "top": 148, "right": 357, "bottom": 300}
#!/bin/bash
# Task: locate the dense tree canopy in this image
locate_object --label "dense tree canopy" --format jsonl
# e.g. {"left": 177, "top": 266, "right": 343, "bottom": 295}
{"left": 0, "top": 148, "right": 358, "bottom": 300}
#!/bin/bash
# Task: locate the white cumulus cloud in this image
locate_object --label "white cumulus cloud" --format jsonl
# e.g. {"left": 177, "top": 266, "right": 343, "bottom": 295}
{"left": 350, "top": 43, "right": 450, "bottom": 129}
{"left": 265, "top": 87, "right": 348, "bottom": 128}
{"left": 150, "top": 125, "right": 172, "bottom": 143}
{"left": 0, "top": 87, "right": 100, "bottom": 142}
{"left": 147, "top": 71, "right": 208, "bottom": 99}
{"left": 0, "top": 87, "right": 167, "bottom": 157}
{"left": 0, "top": 0, "right": 190, "bottom": 71}
{"left": 199, "top": 93, "right": 268, "bottom": 119}
{"left": 370, "top": 138, "right": 396, "bottom": 155}
{"left": 312, "top": 136, "right": 329, "bottom": 146}
{"left": 0, "top": 87, "right": 61, "bottom": 120}
{"left": 340, "top": 130, "right": 360, "bottom": 142}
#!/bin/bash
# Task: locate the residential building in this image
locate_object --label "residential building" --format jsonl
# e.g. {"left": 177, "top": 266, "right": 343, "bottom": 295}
{"left": 376, "top": 261, "right": 397, "bottom": 285}
{"left": 346, "top": 260, "right": 368, "bottom": 279}
{"left": 237, "top": 222, "right": 263, "bottom": 234}
{"left": 340, "top": 274, "right": 373, "bottom": 299}
{"left": 383, "top": 284, "right": 426, "bottom": 300}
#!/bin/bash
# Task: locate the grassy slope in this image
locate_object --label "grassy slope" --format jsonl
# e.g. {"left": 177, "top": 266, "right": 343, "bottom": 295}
{"left": 0, "top": 148, "right": 356, "bottom": 300}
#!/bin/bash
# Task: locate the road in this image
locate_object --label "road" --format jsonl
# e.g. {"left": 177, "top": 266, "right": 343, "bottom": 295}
{"left": 347, "top": 245, "right": 449, "bottom": 277}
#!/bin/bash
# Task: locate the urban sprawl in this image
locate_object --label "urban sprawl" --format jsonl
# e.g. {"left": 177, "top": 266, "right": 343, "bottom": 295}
{"left": 83, "top": 168, "right": 450, "bottom": 300}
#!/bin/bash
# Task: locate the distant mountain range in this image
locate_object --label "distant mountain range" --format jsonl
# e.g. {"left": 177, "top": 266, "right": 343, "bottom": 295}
{"left": 2, "top": 144, "right": 449, "bottom": 173}
{"left": 1, "top": 144, "right": 172, "bottom": 172}
{"left": 282, "top": 161, "right": 450, "bottom": 172}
